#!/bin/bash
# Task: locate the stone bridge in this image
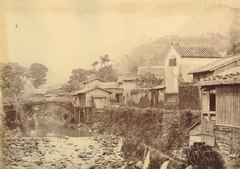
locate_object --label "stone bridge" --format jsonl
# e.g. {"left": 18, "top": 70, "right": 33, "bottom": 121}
{"left": 3, "top": 98, "right": 77, "bottom": 126}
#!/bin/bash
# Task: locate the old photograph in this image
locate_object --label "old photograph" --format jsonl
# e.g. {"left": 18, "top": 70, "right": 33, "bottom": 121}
{"left": 0, "top": 0, "right": 240, "bottom": 169}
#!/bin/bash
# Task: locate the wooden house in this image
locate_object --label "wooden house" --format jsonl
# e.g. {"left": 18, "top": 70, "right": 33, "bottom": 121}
{"left": 189, "top": 54, "right": 240, "bottom": 82}
{"left": 72, "top": 87, "right": 111, "bottom": 109}
{"left": 199, "top": 72, "right": 240, "bottom": 127}
{"left": 117, "top": 74, "right": 137, "bottom": 105}
{"left": 149, "top": 85, "right": 166, "bottom": 106}
{"left": 164, "top": 43, "right": 221, "bottom": 103}
{"left": 100, "top": 82, "right": 123, "bottom": 105}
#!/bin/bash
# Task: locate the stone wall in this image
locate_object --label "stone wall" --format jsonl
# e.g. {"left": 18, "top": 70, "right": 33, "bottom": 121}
{"left": 93, "top": 107, "right": 200, "bottom": 168}
{"left": 215, "top": 125, "right": 240, "bottom": 168}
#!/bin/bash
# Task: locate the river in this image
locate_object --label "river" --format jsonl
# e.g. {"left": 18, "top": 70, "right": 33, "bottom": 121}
{"left": 3, "top": 115, "right": 127, "bottom": 169}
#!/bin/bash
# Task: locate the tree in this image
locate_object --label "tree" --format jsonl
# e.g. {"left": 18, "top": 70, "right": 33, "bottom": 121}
{"left": 0, "top": 63, "right": 28, "bottom": 97}
{"left": 61, "top": 68, "right": 95, "bottom": 92}
{"left": 29, "top": 63, "right": 48, "bottom": 88}
{"left": 100, "top": 54, "right": 111, "bottom": 67}
{"left": 136, "top": 73, "right": 163, "bottom": 89}
{"left": 96, "top": 65, "right": 118, "bottom": 81}
{"left": 227, "top": 42, "right": 240, "bottom": 55}
{"left": 92, "top": 61, "right": 98, "bottom": 70}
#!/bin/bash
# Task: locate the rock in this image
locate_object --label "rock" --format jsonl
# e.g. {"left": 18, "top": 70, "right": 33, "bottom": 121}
{"left": 128, "top": 161, "right": 134, "bottom": 165}
{"left": 115, "top": 161, "right": 123, "bottom": 168}
{"left": 89, "top": 164, "right": 101, "bottom": 169}
{"left": 135, "top": 161, "right": 143, "bottom": 169}
{"left": 64, "top": 136, "right": 69, "bottom": 140}
{"left": 35, "top": 161, "right": 43, "bottom": 165}
{"left": 78, "top": 153, "right": 87, "bottom": 158}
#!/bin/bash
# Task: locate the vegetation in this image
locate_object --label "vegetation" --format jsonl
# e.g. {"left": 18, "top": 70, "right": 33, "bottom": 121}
{"left": 136, "top": 73, "right": 163, "bottom": 88}
{"left": 29, "top": 63, "right": 48, "bottom": 88}
{"left": 227, "top": 42, "right": 240, "bottom": 55}
{"left": 0, "top": 62, "right": 48, "bottom": 98}
{"left": 62, "top": 68, "right": 94, "bottom": 92}
{"left": 62, "top": 54, "right": 118, "bottom": 92}
{"left": 99, "top": 54, "right": 111, "bottom": 67}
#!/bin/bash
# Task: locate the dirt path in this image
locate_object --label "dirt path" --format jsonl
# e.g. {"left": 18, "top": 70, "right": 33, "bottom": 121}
{"left": 3, "top": 132, "right": 126, "bottom": 169}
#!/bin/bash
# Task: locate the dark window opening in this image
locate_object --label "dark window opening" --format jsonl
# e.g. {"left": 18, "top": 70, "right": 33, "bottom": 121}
{"left": 209, "top": 93, "right": 216, "bottom": 111}
{"left": 197, "top": 75, "right": 200, "bottom": 81}
{"left": 169, "top": 58, "right": 176, "bottom": 66}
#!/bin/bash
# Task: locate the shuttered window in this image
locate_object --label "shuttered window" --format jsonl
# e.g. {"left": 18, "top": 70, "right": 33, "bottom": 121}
{"left": 169, "top": 58, "right": 176, "bottom": 66}
{"left": 209, "top": 93, "right": 216, "bottom": 111}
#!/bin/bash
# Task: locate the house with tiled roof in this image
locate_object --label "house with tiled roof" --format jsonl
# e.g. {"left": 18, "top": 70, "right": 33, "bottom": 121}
{"left": 163, "top": 43, "right": 222, "bottom": 103}
{"left": 198, "top": 71, "right": 240, "bottom": 159}
{"left": 117, "top": 74, "right": 137, "bottom": 105}
{"left": 82, "top": 77, "right": 105, "bottom": 89}
{"left": 99, "top": 82, "right": 124, "bottom": 104}
{"left": 189, "top": 54, "right": 240, "bottom": 82}
{"left": 72, "top": 87, "right": 112, "bottom": 109}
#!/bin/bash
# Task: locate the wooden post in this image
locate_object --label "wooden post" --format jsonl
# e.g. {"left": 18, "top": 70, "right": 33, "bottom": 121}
{"left": 78, "top": 108, "right": 80, "bottom": 124}
{"left": 86, "top": 108, "right": 88, "bottom": 123}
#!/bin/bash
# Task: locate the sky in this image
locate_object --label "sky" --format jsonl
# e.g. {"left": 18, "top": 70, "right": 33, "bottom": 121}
{"left": 1, "top": 0, "right": 239, "bottom": 85}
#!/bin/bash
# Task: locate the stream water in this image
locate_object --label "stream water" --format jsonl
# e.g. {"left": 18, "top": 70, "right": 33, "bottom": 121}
{"left": 24, "top": 115, "right": 91, "bottom": 137}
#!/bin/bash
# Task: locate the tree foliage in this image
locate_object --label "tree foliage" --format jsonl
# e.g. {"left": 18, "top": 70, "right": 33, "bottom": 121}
{"left": 92, "top": 61, "right": 98, "bottom": 70}
{"left": 61, "top": 68, "right": 95, "bottom": 92}
{"left": 100, "top": 54, "right": 111, "bottom": 67}
{"left": 227, "top": 42, "right": 240, "bottom": 55}
{"left": 62, "top": 54, "right": 118, "bottom": 92}
{"left": 136, "top": 73, "right": 163, "bottom": 89}
{"left": 0, "top": 63, "right": 28, "bottom": 97}
{"left": 29, "top": 63, "right": 48, "bottom": 88}
{"left": 96, "top": 65, "right": 118, "bottom": 81}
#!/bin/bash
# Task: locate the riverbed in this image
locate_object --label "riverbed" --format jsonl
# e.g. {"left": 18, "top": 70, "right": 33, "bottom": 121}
{"left": 3, "top": 115, "right": 127, "bottom": 169}
{"left": 3, "top": 132, "right": 126, "bottom": 169}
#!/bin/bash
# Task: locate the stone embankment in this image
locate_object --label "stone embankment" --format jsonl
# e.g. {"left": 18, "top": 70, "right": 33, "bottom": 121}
{"left": 92, "top": 107, "right": 200, "bottom": 169}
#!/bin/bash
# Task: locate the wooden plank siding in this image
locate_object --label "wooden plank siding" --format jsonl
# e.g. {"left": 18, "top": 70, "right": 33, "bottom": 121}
{"left": 216, "top": 85, "right": 240, "bottom": 127}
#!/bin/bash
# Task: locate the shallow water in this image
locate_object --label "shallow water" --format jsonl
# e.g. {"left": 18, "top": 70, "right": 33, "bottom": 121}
{"left": 24, "top": 116, "right": 91, "bottom": 137}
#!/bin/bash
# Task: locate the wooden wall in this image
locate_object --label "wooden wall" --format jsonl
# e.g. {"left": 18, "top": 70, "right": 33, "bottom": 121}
{"left": 216, "top": 85, "right": 240, "bottom": 127}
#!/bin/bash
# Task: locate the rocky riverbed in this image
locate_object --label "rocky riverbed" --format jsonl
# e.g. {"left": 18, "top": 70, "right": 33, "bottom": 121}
{"left": 3, "top": 130, "right": 127, "bottom": 169}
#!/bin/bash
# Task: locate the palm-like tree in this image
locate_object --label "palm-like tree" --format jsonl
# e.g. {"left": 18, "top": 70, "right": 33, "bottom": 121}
{"left": 100, "top": 54, "right": 110, "bottom": 67}
{"left": 92, "top": 61, "right": 98, "bottom": 70}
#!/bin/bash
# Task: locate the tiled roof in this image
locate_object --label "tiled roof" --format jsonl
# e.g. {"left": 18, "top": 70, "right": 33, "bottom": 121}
{"left": 99, "top": 82, "right": 119, "bottom": 89}
{"left": 117, "top": 75, "right": 136, "bottom": 82}
{"left": 137, "top": 66, "right": 165, "bottom": 77}
{"left": 200, "top": 72, "right": 240, "bottom": 86}
{"left": 82, "top": 78, "right": 105, "bottom": 84}
{"left": 72, "top": 87, "right": 111, "bottom": 95}
{"left": 172, "top": 43, "right": 222, "bottom": 58}
{"left": 189, "top": 55, "right": 240, "bottom": 74}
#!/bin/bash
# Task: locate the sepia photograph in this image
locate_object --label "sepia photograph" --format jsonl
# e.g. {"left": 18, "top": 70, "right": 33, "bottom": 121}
{"left": 0, "top": 0, "right": 240, "bottom": 169}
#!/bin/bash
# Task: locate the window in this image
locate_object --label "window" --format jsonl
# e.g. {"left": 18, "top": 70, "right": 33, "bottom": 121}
{"left": 169, "top": 58, "right": 176, "bottom": 66}
{"left": 209, "top": 93, "right": 216, "bottom": 111}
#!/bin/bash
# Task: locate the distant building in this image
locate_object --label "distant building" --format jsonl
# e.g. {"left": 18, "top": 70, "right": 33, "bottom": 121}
{"left": 82, "top": 78, "right": 105, "bottom": 89}
{"left": 117, "top": 74, "right": 137, "bottom": 104}
{"left": 100, "top": 82, "right": 123, "bottom": 105}
{"left": 189, "top": 54, "right": 240, "bottom": 82}
{"left": 164, "top": 43, "right": 222, "bottom": 103}
{"left": 72, "top": 87, "right": 111, "bottom": 109}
